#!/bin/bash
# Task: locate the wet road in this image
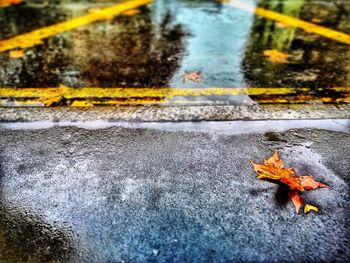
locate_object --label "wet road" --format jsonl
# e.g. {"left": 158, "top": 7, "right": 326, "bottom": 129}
{"left": 0, "top": 1, "right": 350, "bottom": 262}
{"left": 0, "top": 122, "right": 350, "bottom": 262}
{"left": 0, "top": 0, "right": 350, "bottom": 106}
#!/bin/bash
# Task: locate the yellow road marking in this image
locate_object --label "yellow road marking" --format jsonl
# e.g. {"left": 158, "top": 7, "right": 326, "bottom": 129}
{"left": 2, "top": 86, "right": 348, "bottom": 98}
{"left": 1, "top": 86, "right": 349, "bottom": 106}
{"left": 220, "top": 0, "right": 350, "bottom": 45}
{"left": 1, "top": 96, "right": 348, "bottom": 107}
{"left": 0, "top": 0, "right": 153, "bottom": 53}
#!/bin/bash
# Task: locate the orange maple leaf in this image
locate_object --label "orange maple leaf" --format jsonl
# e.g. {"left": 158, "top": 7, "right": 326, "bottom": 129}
{"left": 251, "top": 149, "right": 304, "bottom": 191}
{"left": 251, "top": 150, "right": 330, "bottom": 214}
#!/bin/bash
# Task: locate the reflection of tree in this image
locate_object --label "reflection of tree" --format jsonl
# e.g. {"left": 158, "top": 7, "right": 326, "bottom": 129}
{"left": 254, "top": 1, "right": 303, "bottom": 51}
{"left": 0, "top": 4, "right": 71, "bottom": 87}
{"left": 0, "top": 204, "right": 77, "bottom": 262}
{"left": 0, "top": 3, "right": 67, "bottom": 39}
{"left": 0, "top": 4, "right": 186, "bottom": 90}
{"left": 243, "top": 0, "right": 350, "bottom": 90}
{"left": 72, "top": 8, "right": 185, "bottom": 87}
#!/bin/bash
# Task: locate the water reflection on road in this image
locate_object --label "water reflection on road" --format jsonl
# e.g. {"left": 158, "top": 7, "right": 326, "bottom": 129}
{"left": 243, "top": 0, "right": 350, "bottom": 101}
{"left": 0, "top": 0, "right": 349, "bottom": 105}
{"left": 0, "top": 199, "right": 77, "bottom": 262}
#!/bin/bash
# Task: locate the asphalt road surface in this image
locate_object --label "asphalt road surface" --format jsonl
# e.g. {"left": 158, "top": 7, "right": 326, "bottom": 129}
{"left": 1, "top": 123, "right": 349, "bottom": 262}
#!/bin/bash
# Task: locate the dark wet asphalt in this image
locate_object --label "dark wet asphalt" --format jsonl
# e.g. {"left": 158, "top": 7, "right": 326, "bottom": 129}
{"left": 0, "top": 0, "right": 350, "bottom": 105}
{"left": 0, "top": 125, "right": 350, "bottom": 262}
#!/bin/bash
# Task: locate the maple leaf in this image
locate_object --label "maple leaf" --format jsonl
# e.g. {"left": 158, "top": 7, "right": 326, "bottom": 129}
{"left": 251, "top": 149, "right": 304, "bottom": 191}
{"left": 182, "top": 71, "right": 202, "bottom": 83}
{"left": 263, "top": 49, "right": 289, "bottom": 64}
{"left": 251, "top": 150, "right": 330, "bottom": 214}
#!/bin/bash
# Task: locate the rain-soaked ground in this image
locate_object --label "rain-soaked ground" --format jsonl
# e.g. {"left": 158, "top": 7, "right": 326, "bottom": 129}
{"left": 0, "top": 0, "right": 349, "bottom": 106}
{"left": 0, "top": 122, "right": 349, "bottom": 262}
{"left": 0, "top": 1, "right": 350, "bottom": 262}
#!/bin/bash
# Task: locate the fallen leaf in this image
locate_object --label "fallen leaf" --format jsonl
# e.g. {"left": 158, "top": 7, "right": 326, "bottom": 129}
{"left": 300, "top": 175, "right": 329, "bottom": 190}
{"left": 289, "top": 190, "right": 303, "bottom": 214}
{"left": 304, "top": 204, "right": 319, "bottom": 214}
{"left": 263, "top": 49, "right": 289, "bottom": 64}
{"left": 182, "top": 71, "right": 202, "bottom": 83}
{"left": 251, "top": 149, "right": 304, "bottom": 191}
{"left": 251, "top": 150, "right": 330, "bottom": 214}
{"left": 9, "top": 49, "right": 24, "bottom": 58}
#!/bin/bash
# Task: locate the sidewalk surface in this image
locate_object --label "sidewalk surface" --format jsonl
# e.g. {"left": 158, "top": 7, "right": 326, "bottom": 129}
{"left": 1, "top": 122, "right": 349, "bottom": 262}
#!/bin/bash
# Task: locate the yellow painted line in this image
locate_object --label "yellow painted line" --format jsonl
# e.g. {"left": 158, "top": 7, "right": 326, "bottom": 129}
{"left": 1, "top": 96, "right": 348, "bottom": 107}
{"left": 3, "top": 86, "right": 348, "bottom": 99}
{"left": 1, "top": 86, "right": 348, "bottom": 98}
{"left": 70, "top": 99, "right": 224, "bottom": 107}
{"left": 0, "top": 0, "right": 153, "bottom": 53}
{"left": 221, "top": 0, "right": 350, "bottom": 45}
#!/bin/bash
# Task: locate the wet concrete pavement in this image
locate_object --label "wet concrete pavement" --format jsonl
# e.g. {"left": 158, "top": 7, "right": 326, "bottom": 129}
{"left": 0, "top": 123, "right": 350, "bottom": 262}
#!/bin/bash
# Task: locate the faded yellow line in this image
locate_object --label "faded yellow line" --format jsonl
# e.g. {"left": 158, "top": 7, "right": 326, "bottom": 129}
{"left": 221, "top": 0, "right": 350, "bottom": 45}
{"left": 1, "top": 96, "right": 349, "bottom": 107}
{"left": 1, "top": 86, "right": 349, "bottom": 99}
{"left": 0, "top": 0, "right": 153, "bottom": 53}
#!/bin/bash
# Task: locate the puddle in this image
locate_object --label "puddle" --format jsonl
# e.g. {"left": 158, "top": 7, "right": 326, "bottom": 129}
{"left": 0, "top": 0, "right": 349, "bottom": 105}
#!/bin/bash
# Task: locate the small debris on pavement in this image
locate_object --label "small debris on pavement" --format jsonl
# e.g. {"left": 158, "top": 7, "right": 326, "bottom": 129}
{"left": 9, "top": 49, "right": 24, "bottom": 58}
{"left": 304, "top": 204, "right": 319, "bottom": 214}
{"left": 263, "top": 49, "right": 290, "bottom": 64}
{"left": 182, "top": 71, "right": 202, "bottom": 83}
{"left": 122, "top": 9, "right": 140, "bottom": 16}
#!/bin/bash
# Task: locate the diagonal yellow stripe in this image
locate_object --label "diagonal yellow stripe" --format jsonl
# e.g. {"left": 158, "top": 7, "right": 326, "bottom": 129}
{"left": 0, "top": 0, "right": 153, "bottom": 53}
{"left": 221, "top": 0, "right": 350, "bottom": 45}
